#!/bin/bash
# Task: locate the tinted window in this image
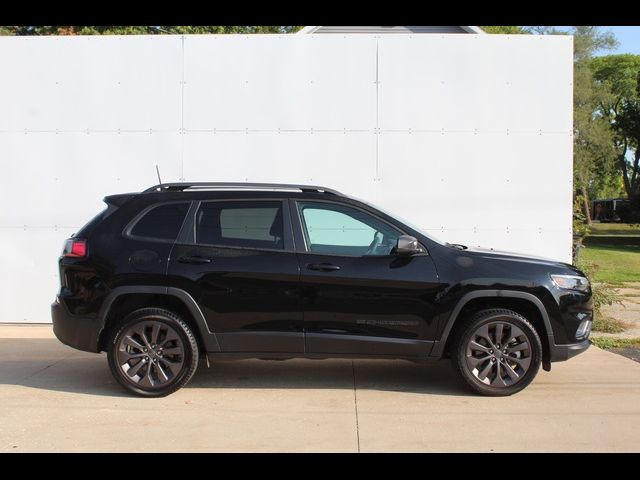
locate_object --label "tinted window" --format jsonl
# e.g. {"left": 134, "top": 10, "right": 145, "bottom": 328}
{"left": 196, "top": 201, "right": 284, "bottom": 250}
{"left": 130, "top": 203, "right": 190, "bottom": 241}
{"left": 76, "top": 205, "right": 113, "bottom": 237}
{"left": 298, "top": 201, "right": 401, "bottom": 256}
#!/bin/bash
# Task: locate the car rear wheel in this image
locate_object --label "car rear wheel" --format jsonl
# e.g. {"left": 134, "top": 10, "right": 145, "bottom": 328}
{"left": 107, "top": 308, "right": 199, "bottom": 397}
{"left": 452, "top": 308, "right": 542, "bottom": 396}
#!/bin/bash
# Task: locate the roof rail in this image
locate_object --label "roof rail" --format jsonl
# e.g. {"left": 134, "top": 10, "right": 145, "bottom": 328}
{"left": 142, "top": 182, "right": 345, "bottom": 196}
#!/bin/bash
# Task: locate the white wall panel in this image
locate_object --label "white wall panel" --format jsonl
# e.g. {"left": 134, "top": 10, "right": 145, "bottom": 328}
{"left": 0, "top": 36, "right": 182, "bottom": 132}
{"left": 182, "top": 131, "right": 377, "bottom": 201}
{"left": 0, "top": 132, "right": 182, "bottom": 227}
{"left": 0, "top": 228, "right": 75, "bottom": 323}
{"left": 0, "top": 34, "right": 573, "bottom": 322}
{"left": 376, "top": 131, "right": 573, "bottom": 261}
{"left": 183, "top": 35, "right": 377, "bottom": 131}
{"left": 377, "top": 35, "right": 573, "bottom": 133}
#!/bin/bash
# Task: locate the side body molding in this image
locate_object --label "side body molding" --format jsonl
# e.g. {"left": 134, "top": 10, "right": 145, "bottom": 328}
{"left": 98, "top": 286, "right": 221, "bottom": 352}
{"left": 429, "top": 289, "right": 554, "bottom": 357}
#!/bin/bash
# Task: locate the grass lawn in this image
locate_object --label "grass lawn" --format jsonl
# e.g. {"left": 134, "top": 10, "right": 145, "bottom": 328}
{"left": 590, "top": 336, "right": 640, "bottom": 350}
{"left": 581, "top": 223, "right": 640, "bottom": 283}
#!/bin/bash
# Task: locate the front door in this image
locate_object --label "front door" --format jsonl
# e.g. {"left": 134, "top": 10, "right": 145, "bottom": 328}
{"left": 168, "top": 199, "right": 303, "bottom": 353}
{"left": 292, "top": 200, "right": 440, "bottom": 356}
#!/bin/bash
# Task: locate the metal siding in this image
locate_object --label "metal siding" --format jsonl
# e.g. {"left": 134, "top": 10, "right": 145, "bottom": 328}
{"left": 0, "top": 34, "right": 573, "bottom": 323}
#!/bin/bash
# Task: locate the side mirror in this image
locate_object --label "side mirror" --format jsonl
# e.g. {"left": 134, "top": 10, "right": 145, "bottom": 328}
{"left": 395, "top": 235, "right": 422, "bottom": 256}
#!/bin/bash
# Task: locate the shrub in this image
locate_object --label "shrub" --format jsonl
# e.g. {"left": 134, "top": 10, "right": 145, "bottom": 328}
{"left": 575, "top": 258, "right": 622, "bottom": 317}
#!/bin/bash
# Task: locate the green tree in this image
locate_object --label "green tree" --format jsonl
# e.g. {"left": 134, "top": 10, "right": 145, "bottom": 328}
{"left": 570, "top": 27, "right": 619, "bottom": 222}
{"left": 481, "top": 26, "right": 528, "bottom": 34}
{"left": 591, "top": 54, "right": 640, "bottom": 205}
{"left": 0, "top": 26, "right": 303, "bottom": 36}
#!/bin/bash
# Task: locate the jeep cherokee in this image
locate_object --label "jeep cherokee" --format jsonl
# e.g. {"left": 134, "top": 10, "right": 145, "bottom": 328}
{"left": 51, "top": 182, "right": 593, "bottom": 397}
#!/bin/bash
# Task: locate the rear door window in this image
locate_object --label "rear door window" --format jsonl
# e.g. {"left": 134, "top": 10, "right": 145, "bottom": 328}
{"left": 195, "top": 201, "right": 284, "bottom": 250}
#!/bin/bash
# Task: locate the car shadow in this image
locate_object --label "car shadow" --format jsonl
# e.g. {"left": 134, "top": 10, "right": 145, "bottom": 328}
{"left": 0, "top": 338, "right": 471, "bottom": 397}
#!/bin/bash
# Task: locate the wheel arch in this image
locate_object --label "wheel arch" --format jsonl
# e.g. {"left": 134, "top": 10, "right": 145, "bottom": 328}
{"left": 97, "top": 286, "right": 220, "bottom": 353}
{"left": 430, "top": 290, "right": 554, "bottom": 363}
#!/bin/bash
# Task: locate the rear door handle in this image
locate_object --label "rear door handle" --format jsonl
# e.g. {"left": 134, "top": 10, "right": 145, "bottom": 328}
{"left": 307, "top": 263, "right": 341, "bottom": 272}
{"left": 178, "top": 256, "right": 212, "bottom": 265}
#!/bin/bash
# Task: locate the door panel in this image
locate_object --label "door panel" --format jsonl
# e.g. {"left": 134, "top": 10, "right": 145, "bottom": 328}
{"left": 293, "top": 200, "right": 440, "bottom": 356}
{"left": 300, "top": 253, "right": 440, "bottom": 355}
{"left": 167, "top": 199, "right": 303, "bottom": 353}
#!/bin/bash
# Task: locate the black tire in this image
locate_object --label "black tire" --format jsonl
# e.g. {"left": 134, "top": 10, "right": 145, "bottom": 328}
{"left": 452, "top": 308, "right": 542, "bottom": 396}
{"left": 107, "top": 308, "right": 199, "bottom": 397}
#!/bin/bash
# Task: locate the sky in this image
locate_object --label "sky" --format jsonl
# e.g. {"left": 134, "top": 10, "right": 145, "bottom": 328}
{"left": 541, "top": 26, "right": 639, "bottom": 56}
{"left": 606, "top": 26, "right": 640, "bottom": 55}
{"left": 603, "top": 26, "right": 640, "bottom": 55}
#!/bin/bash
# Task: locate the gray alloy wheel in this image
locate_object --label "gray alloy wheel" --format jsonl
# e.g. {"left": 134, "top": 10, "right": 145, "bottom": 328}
{"left": 107, "top": 308, "right": 199, "bottom": 397}
{"left": 465, "top": 321, "right": 532, "bottom": 387}
{"left": 116, "top": 321, "right": 185, "bottom": 389}
{"left": 452, "top": 308, "right": 542, "bottom": 396}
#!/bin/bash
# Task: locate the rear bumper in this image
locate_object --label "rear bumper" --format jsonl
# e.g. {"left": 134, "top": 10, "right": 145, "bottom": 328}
{"left": 51, "top": 299, "right": 102, "bottom": 353}
{"left": 549, "top": 339, "right": 590, "bottom": 362}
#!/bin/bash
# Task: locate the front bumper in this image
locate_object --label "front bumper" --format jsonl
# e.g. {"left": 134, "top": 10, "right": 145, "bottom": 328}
{"left": 51, "top": 299, "right": 102, "bottom": 353}
{"left": 549, "top": 339, "right": 590, "bottom": 362}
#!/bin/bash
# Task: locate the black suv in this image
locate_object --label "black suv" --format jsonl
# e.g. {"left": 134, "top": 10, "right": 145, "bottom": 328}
{"left": 52, "top": 183, "right": 593, "bottom": 397}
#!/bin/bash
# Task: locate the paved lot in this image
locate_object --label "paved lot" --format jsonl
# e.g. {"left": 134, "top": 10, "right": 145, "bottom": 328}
{"left": 1, "top": 325, "right": 640, "bottom": 452}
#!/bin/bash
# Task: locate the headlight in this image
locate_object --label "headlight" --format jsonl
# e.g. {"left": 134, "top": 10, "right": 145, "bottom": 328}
{"left": 550, "top": 274, "right": 590, "bottom": 292}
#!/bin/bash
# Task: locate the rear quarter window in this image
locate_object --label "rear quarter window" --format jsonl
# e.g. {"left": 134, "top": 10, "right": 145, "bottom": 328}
{"left": 129, "top": 203, "right": 190, "bottom": 241}
{"left": 75, "top": 204, "right": 119, "bottom": 238}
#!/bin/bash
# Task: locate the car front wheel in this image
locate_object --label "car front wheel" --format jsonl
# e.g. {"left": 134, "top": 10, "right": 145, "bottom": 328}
{"left": 452, "top": 308, "right": 542, "bottom": 396}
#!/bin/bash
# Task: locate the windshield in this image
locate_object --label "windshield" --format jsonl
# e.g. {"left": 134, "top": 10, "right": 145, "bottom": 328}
{"left": 355, "top": 198, "right": 447, "bottom": 246}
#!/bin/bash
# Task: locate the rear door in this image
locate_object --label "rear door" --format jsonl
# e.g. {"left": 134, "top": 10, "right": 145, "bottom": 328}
{"left": 167, "top": 198, "right": 303, "bottom": 353}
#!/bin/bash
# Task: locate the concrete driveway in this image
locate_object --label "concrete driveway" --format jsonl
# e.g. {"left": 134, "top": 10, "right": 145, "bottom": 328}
{"left": 1, "top": 325, "right": 639, "bottom": 452}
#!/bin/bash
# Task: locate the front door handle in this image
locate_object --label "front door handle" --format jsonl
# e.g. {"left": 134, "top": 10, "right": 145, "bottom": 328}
{"left": 178, "top": 256, "right": 212, "bottom": 265}
{"left": 307, "top": 263, "right": 341, "bottom": 272}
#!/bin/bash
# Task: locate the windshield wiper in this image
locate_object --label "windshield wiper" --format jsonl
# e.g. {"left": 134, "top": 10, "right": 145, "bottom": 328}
{"left": 447, "top": 243, "right": 468, "bottom": 250}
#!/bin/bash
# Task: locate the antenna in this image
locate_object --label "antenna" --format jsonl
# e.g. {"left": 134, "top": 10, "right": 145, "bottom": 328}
{"left": 155, "top": 165, "right": 162, "bottom": 186}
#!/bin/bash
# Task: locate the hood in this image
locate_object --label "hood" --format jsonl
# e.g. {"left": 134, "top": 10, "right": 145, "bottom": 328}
{"left": 460, "top": 245, "right": 573, "bottom": 269}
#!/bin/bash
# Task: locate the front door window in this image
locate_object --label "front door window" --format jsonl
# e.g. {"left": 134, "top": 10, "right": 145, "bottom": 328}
{"left": 297, "top": 201, "right": 400, "bottom": 256}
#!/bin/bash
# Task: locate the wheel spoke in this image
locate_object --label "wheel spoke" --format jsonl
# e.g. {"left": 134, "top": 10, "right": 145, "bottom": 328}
{"left": 467, "top": 354, "right": 491, "bottom": 367}
{"left": 492, "top": 362, "right": 507, "bottom": 387}
{"left": 139, "top": 367, "right": 155, "bottom": 388}
{"left": 160, "top": 330, "right": 180, "bottom": 347}
{"left": 125, "top": 359, "right": 146, "bottom": 378}
{"left": 120, "top": 351, "right": 146, "bottom": 360}
{"left": 469, "top": 340, "right": 492, "bottom": 354}
{"left": 475, "top": 324, "right": 492, "bottom": 345}
{"left": 507, "top": 343, "right": 528, "bottom": 353}
{"left": 502, "top": 332, "right": 516, "bottom": 348}
{"left": 150, "top": 323, "right": 161, "bottom": 345}
{"left": 477, "top": 360, "right": 493, "bottom": 381}
{"left": 494, "top": 323, "right": 504, "bottom": 347}
{"left": 503, "top": 361, "right": 520, "bottom": 382}
{"left": 155, "top": 362, "right": 170, "bottom": 382}
{"left": 507, "top": 355, "right": 531, "bottom": 370}
{"left": 122, "top": 335, "right": 144, "bottom": 351}
{"left": 133, "top": 325, "right": 153, "bottom": 349}
{"left": 505, "top": 355, "right": 525, "bottom": 365}
{"left": 160, "top": 357, "right": 184, "bottom": 374}
{"left": 162, "top": 346, "right": 183, "bottom": 356}
{"left": 504, "top": 325, "right": 526, "bottom": 348}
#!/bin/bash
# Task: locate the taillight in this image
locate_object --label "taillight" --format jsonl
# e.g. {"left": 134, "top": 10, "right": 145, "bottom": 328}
{"left": 63, "top": 239, "right": 87, "bottom": 258}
